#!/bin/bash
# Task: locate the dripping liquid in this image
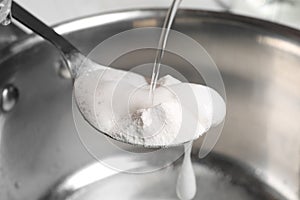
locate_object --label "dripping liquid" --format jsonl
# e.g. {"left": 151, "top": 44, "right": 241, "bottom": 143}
{"left": 148, "top": 0, "right": 197, "bottom": 199}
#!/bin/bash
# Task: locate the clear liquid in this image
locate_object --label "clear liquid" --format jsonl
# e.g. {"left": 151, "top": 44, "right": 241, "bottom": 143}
{"left": 149, "top": 0, "right": 182, "bottom": 101}
{"left": 148, "top": 0, "right": 197, "bottom": 199}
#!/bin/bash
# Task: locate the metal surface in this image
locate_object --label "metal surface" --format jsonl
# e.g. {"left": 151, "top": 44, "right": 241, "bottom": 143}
{"left": 11, "top": 2, "right": 84, "bottom": 78}
{"left": 0, "top": 9, "right": 299, "bottom": 200}
{"left": 1, "top": 84, "right": 19, "bottom": 112}
{"left": 41, "top": 153, "right": 287, "bottom": 200}
{"left": 0, "top": 23, "right": 25, "bottom": 51}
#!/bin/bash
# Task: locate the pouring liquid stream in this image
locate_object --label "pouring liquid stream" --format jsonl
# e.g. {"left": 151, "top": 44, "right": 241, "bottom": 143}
{"left": 149, "top": 0, "right": 182, "bottom": 102}
{"left": 149, "top": 0, "right": 196, "bottom": 199}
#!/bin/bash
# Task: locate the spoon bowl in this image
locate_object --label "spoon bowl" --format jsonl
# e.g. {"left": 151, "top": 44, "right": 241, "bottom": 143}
{"left": 11, "top": 2, "right": 225, "bottom": 148}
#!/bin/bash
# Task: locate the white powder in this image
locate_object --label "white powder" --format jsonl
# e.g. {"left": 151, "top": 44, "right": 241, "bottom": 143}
{"left": 110, "top": 101, "right": 182, "bottom": 147}
{"left": 74, "top": 68, "right": 225, "bottom": 147}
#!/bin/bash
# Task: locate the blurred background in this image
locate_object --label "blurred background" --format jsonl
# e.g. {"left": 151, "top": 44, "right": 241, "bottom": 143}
{"left": 14, "top": 0, "right": 300, "bottom": 29}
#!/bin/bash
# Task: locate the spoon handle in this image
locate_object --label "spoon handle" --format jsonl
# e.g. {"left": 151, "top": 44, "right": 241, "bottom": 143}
{"left": 11, "top": 2, "right": 80, "bottom": 70}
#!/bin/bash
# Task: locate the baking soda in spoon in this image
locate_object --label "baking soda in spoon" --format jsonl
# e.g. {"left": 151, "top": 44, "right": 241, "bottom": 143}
{"left": 74, "top": 72, "right": 225, "bottom": 147}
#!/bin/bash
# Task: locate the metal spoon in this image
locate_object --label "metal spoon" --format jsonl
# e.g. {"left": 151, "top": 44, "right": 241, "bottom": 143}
{"left": 10, "top": 2, "right": 151, "bottom": 143}
{"left": 11, "top": 2, "right": 104, "bottom": 78}
{"left": 11, "top": 2, "right": 172, "bottom": 148}
{"left": 11, "top": 2, "right": 226, "bottom": 148}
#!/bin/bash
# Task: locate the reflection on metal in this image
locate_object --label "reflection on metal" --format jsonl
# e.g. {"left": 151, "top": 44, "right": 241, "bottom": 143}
{"left": 133, "top": 19, "right": 158, "bottom": 28}
{"left": 1, "top": 84, "right": 19, "bottom": 112}
{"left": 42, "top": 153, "right": 287, "bottom": 200}
{"left": 57, "top": 162, "right": 118, "bottom": 192}
{"left": 54, "top": 11, "right": 154, "bottom": 35}
{"left": 257, "top": 35, "right": 300, "bottom": 56}
{"left": 267, "top": 0, "right": 296, "bottom": 5}
{"left": 54, "top": 59, "right": 72, "bottom": 79}
{"left": 214, "top": 0, "right": 234, "bottom": 11}
{"left": 1, "top": 10, "right": 11, "bottom": 26}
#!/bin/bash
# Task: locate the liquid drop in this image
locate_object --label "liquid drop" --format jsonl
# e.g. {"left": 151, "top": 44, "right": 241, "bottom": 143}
{"left": 176, "top": 141, "right": 196, "bottom": 200}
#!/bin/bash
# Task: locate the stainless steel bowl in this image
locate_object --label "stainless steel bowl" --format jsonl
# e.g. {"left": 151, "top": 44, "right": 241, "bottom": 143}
{"left": 0, "top": 9, "right": 299, "bottom": 200}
